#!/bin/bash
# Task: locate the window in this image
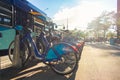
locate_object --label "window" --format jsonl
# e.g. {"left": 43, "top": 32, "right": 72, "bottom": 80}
{"left": 3, "top": 18, "right": 11, "bottom": 25}
{"left": 4, "top": 18, "right": 10, "bottom": 23}
{"left": 0, "top": 1, "right": 12, "bottom": 27}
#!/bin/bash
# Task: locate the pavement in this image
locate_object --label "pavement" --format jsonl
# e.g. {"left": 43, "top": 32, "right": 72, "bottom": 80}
{"left": 0, "top": 42, "right": 120, "bottom": 80}
{"left": 86, "top": 42, "right": 120, "bottom": 49}
{"left": 105, "top": 43, "right": 120, "bottom": 49}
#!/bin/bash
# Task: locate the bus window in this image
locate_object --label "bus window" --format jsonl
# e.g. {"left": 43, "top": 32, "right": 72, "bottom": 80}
{"left": 0, "top": 1, "right": 12, "bottom": 27}
{"left": 3, "top": 18, "right": 11, "bottom": 25}
{"left": 4, "top": 18, "right": 11, "bottom": 23}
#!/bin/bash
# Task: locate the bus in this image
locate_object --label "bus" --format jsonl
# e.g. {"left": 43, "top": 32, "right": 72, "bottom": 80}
{"left": 0, "top": 0, "right": 48, "bottom": 51}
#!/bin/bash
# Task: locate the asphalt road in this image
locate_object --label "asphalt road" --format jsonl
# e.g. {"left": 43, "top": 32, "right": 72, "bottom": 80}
{"left": 0, "top": 43, "right": 120, "bottom": 80}
{"left": 76, "top": 43, "right": 120, "bottom": 80}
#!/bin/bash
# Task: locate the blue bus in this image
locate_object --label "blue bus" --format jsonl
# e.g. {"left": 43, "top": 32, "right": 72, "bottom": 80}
{"left": 0, "top": 0, "right": 47, "bottom": 51}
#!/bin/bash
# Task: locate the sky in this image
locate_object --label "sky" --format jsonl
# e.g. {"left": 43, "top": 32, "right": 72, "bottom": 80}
{"left": 28, "top": 0, "right": 117, "bottom": 30}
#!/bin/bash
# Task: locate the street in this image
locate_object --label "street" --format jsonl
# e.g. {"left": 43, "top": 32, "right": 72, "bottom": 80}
{"left": 76, "top": 43, "right": 120, "bottom": 80}
{"left": 0, "top": 43, "right": 120, "bottom": 80}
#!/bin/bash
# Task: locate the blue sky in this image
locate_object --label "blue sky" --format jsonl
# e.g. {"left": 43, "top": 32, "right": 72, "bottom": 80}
{"left": 28, "top": 0, "right": 117, "bottom": 30}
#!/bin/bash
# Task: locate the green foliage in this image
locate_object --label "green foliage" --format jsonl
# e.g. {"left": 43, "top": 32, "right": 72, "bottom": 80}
{"left": 87, "top": 11, "right": 114, "bottom": 38}
{"left": 65, "top": 30, "right": 86, "bottom": 39}
{"left": 106, "top": 31, "right": 116, "bottom": 38}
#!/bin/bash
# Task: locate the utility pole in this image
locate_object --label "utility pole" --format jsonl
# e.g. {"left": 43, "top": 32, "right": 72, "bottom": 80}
{"left": 66, "top": 17, "right": 68, "bottom": 30}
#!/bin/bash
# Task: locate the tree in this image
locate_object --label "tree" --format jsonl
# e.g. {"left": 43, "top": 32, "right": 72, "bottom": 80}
{"left": 106, "top": 31, "right": 116, "bottom": 39}
{"left": 112, "top": 12, "right": 120, "bottom": 39}
{"left": 99, "top": 11, "right": 113, "bottom": 38}
{"left": 87, "top": 17, "right": 102, "bottom": 39}
{"left": 87, "top": 11, "right": 113, "bottom": 40}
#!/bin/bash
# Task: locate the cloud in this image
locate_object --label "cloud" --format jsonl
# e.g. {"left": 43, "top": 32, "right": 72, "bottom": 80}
{"left": 53, "top": 0, "right": 116, "bottom": 30}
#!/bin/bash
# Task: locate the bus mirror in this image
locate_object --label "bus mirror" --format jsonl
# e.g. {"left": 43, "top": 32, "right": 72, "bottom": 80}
{"left": 15, "top": 25, "right": 23, "bottom": 31}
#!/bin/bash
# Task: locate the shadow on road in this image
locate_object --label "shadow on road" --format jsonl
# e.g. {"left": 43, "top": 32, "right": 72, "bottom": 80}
{"left": 109, "top": 52, "right": 120, "bottom": 57}
{"left": 0, "top": 50, "right": 8, "bottom": 56}
{"left": 0, "top": 59, "right": 78, "bottom": 80}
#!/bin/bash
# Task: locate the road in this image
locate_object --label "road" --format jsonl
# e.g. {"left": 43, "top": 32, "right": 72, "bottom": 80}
{"left": 76, "top": 43, "right": 120, "bottom": 80}
{"left": 0, "top": 43, "right": 120, "bottom": 80}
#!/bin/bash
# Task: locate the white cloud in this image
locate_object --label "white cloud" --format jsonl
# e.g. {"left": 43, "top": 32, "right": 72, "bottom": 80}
{"left": 53, "top": 0, "right": 116, "bottom": 30}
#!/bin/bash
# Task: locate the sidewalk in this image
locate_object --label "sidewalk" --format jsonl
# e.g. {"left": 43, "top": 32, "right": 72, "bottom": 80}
{"left": 86, "top": 42, "right": 120, "bottom": 49}
{"left": 105, "top": 42, "right": 120, "bottom": 49}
